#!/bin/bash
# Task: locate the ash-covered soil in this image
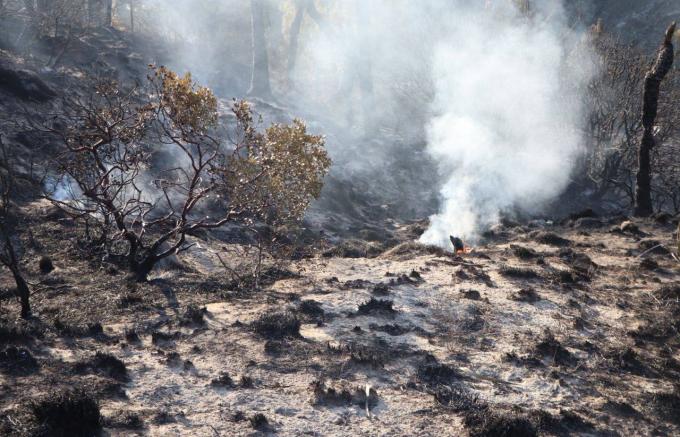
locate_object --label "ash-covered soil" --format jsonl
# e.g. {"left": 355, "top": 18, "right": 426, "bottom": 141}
{"left": 1, "top": 202, "right": 679, "bottom": 436}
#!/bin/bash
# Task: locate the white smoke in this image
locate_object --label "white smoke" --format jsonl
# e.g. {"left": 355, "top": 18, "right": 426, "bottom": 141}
{"left": 419, "top": 1, "right": 590, "bottom": 247}
{"left": 122, "top": 0, "right": 593, "bottom": 244}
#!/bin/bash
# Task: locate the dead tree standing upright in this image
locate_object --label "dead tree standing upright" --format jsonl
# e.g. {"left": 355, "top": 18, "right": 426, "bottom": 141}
{"left": 634, "top": 22, "right": 676, "bottom": 217}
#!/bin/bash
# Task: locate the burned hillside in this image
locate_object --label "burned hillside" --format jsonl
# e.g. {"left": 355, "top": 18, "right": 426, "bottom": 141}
{"left": 1, "top": 1, "right": 680, "bottom": 437}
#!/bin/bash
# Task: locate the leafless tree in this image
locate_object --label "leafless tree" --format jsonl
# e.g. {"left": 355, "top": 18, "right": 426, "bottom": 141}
{"left": 634, "top": 22, "right": 676, "bottom": 217}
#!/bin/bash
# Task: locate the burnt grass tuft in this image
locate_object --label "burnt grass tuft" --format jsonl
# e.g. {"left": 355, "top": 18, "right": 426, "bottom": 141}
{"left": 499, "top": 265, "right": 541, "bottom": 280}
{"left": 252, "top": 310, "right": 301, "bottom": 339}
{"left": 39, "top": 255, "right": 55, "bottom": 274}
{"left": 298, "top": 299, "right": 325, "bottom": 321}
{"left": 31, "top": 389, "right": 101, "bottom": 437}
{"left": 249, "top": 413, "right": 270, "bottom": 430}
{"left": 310, "top": 379, "right": 379, "bottom": 409}
{"left": 180, "top": 304, "right": 207, "bottom": 326}
{"left": 433, "top": 385, "right": 536, "bottom": 437}
{"left": 531, "top": 231, "right": 571, "bottom": 247}
{"left": 357, "top": 298, "right": 396, "bottom": 316}
{"left": 653, "top": 389, "right": 680, "bottom": 425}
{"left": 0, "top": 346, "right": 39, "bottom": 376}
{"left": 74, "top": 352, "right": 128, "bottom": 381}
{"left": 510, "top": 244, "right": 540, "bottom": 260}
{"left": 418, "top": 355, "right": 460, "bottom": 385}
{"left": 533, "top": 333, "right": 576, "bottom": 367}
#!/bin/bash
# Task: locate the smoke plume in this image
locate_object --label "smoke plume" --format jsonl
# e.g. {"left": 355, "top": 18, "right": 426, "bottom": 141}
{"left": 419, "top": 1, "right": 590, "bottom": 247}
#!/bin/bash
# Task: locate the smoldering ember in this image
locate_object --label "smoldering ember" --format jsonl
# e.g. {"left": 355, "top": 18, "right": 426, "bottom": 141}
{"left": 0, "top": 1, "right": 679, "bottom": 436}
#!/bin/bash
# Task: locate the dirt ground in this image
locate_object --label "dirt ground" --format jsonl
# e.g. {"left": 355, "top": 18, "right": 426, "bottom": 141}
{"left": 1, "top": 202, "right": 680, "bottom": 436}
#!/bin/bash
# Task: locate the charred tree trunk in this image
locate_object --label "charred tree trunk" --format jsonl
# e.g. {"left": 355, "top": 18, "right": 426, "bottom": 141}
{"left": 129, "top": 0, "right": 134, "bottom": 32}
{"left": 104, "top": 0, "right": 112, "bottom": 27}
{"left": 286, "top": 0, "right": 307, "bottom": 84}
{"left": 11, "top": 267, "right": 30, "bottom": 319}
{"left": 248, "top": 0, "right": 272, "bottom": 98}
{"left": 634, "top": 22, "right": 675, "bottom": 217}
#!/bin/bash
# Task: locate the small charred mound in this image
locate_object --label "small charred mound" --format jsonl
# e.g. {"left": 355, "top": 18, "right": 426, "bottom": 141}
{"left": 433, "top": 385, "right": 487, "bottom": 415}
{"left": 532, "top": 333, "right": 576, "bottom": 367}
{"left": 31, "top": 389, "right": 101, "bottom": 437}
{"left": 638, "top": 239, "right": 671, "bottom": 256}
{"left": 252, "top": 311, "right": 301, "bottom": 339}
{"left": 657, "top": 284, "right": 680, "bottom": 301}
{"left": 433, "top": 386, "right": 536, "bottom": 437}
{"left": 530, "top": 231, "right": 571, "bottom": 247}
{"left": 652, "top": 389, "right": 680, "bottom": 425}
{"left": 510, "top": 288, "right": 541, "bottom": 303}
{"left": 381, "top": 242, "right": 448, "bottom": 260}
{"left": 532, "top": 409, "right": 598, "bottom": 435}
{"left": 249, "top": 413, "right": 271, "bottom": 431}
{"left": 0, "top": 346, "right": 39, "bottom": 376}
{"left": 38, "top": 256, "right": 55, "bottom": 274}
{"left": 558, "top": 248, "right": 598, "bottom": 281}
{"left": 465, "top": 412, "right": 537, "bottom": 437}
{"left": 499, "top": 266, "right": 541, "bottom": 281}
{"left": 510, "top": 244, "right": 540, "bottom": 260}
{"left": 298, "top": 299, "right": 325, "bottom": 322}
{"left": 604, "top": 348, "right": 654, "bottom": 377}
{"left": 322, "top": 239, "right": 383, "bottom": 258}
{"left": 54, "top": 320, "right": 105, "bottom": 339}
{"left": 327, "top": 340, "right": 394, "bottom": 369}
{"left": 369, "top": 323, "right": 410, "bottom": 336}
{"left": 227, "top": 267, "right": 300, "bottom": 292}
{"left": 104, "top": 410, "right": 144, "bottom": 430}
{"left": 0, "top": 318, "right": 43, "bottom": 345}
{"left": 179, "top": 304, "right": 207, "bottom": 326}
{"left": 210, "top": 372, "right": 234, "bottom": 388}
{"left": 74, "top": 352, "right": 128, "bottom": 382}
{"left": 310, "top": 379, "right": 379, "bottom": 410}
{"left": 417, "top": 355, "right": 461, "bottom": 386}
{"left": 357, "top": 298, "right": 396, "bottom": 316}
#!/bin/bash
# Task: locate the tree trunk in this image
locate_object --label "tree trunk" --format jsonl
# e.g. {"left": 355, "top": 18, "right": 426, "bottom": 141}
{"left": 634, "top": 22, "right": 675, "bottom": 217}
{"left": 286, "top": 0, "right": 307, "bottom": 85}
{"left": 130, "top": 254, "right": 157, "bottom": 282}
{"left": 11, "top": 267, "right": 30, "bottom": 319}
{"left": 248, "top": 0, "right": 272, "bottom": 97}
{"left": 129, "top": 0, "right": 134, "bottom": 32}
{"left": 105, "top": 0, "right": 113, "bottom": 27}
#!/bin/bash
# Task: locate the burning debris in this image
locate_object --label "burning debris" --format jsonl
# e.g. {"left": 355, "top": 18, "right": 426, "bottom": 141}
{"left": 450, "top": 235, "right": 472, "bottom": 254}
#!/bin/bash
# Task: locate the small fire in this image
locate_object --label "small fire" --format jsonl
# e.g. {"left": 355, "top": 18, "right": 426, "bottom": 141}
{"left": 450, "top": 235, "right": 473, "bottom": 255}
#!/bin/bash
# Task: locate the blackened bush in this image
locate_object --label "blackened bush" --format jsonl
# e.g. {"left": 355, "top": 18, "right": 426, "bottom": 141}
{"left": 0, "top": 346, "right": 39, "bottom": 376}
{"left": 252, "top": 311, "right": 301, "bottom": 339}
{"left": 75, "top": 352, "right": 127, "bottom": 381}
{"left": 32, "top": 389, "right": 101, "bottom": 437}
{"left": 39, "top": 256, "right": 54, "bottom": 274}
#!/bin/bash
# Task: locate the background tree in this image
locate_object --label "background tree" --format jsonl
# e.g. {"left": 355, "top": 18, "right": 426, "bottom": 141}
{"left": 248, "top": 0, "right": 272, "bottom": 97}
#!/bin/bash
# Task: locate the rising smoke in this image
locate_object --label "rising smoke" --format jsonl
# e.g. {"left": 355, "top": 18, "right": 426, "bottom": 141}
{"left": 130, "top": 0, "right": 593, "bottom": 246}
{"left": 418, "top": 1, "right": 591, "bottom": 247}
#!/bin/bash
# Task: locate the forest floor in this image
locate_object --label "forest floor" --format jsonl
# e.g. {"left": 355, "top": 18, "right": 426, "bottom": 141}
{"left": 1, "top": 200, "right": 679, "bottom": 436}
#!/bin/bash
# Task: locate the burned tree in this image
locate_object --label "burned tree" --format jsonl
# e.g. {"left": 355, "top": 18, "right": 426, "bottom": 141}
{"left": 0, "top": 136, "right": 30, "bottom": 318}
{"left": 39, "top": 67, "right": 330, "bottom": 282}
{"left": 634, "top": 22, "right": 676, "bottom": 217}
